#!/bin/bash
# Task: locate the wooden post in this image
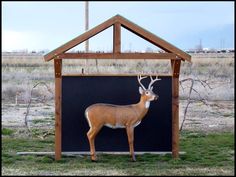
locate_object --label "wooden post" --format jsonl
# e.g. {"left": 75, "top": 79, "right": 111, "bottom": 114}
{"left": 171, "top": 59, "right": 181, "bottom": 158}
{"left": 113, "top": 22, "right": 121, "bottom": 54}
{"left": 54, "top": 58, "right": 62, "bottom": 160}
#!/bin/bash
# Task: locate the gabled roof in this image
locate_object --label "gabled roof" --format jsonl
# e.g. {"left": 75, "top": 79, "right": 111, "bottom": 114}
{"left": 44, "top": 14, "right": 191, "bottom": 62}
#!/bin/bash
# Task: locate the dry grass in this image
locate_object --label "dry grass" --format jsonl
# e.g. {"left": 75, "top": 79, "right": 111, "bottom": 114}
{"left": 1, "top": 53, "right": 234, "bottom": 103}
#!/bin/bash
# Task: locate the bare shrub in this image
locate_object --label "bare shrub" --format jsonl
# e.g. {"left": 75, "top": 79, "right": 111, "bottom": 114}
{"left": 24, "top": 82, "right": 54, "bottom": 135}
{"left": 2, "top": 82, "right": 54, "bottom": 103}
{"left": 2, "top": 85, "right": 25, "bottom": 101}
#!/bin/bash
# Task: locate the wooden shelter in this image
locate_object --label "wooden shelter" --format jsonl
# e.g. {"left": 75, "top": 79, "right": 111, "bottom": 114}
{"left": 44, "top": 14, "right": 191, "bottom": 160}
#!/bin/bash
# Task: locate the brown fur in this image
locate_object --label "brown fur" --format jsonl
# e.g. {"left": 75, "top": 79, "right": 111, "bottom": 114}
{"left": 86, "top": 95, "right": 151, "bottom": 128}
{"left": 85, "top": 77, "right": 159, "bottom": 161}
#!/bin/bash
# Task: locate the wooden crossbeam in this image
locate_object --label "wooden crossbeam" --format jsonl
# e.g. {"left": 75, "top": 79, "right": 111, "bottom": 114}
{"left": 62, "top": 73, "right": 172, "bottom": 77}
{"left": 58, "top": 53, "right": 178, "bottom": 59}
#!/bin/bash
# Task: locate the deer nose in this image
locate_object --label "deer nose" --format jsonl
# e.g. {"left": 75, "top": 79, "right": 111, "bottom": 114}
{"left": 154, "top": 95, "right": 159, "bottom": 100}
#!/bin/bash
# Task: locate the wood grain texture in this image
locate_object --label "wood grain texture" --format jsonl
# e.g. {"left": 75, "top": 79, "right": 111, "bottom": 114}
{"left": 54, "top": 59, "right": 62, "bottom": 160}
{"left": 171, "top": 60, "right": 181, "bottom": 78}
{"left": 113, "top": 23, "right": 121, "bottom": 54}
{"left": 58, "top": 53, "right": 178, "bottom": 59}
{"left": 171, "top": 60, "right": 181, "bottom": 158}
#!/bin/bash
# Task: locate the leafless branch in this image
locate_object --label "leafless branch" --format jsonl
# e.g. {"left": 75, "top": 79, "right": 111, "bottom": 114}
{"left": 179, "top": 75, "right": 231, "bottom": 131}
{"left": 24, "top": 82, "right": 53, "bottom": 137}
{"left": 179, "top": 77, "right": 211, "bottom": 131}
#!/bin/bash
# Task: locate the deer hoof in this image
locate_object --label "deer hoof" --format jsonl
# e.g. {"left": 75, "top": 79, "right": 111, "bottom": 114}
{"left": 91, "top": 156, "right": 97, "bottom": 162}
{"left": 91, "top": 159, "right": 98, "bottom": 162}
{"left": 131, "top": 155, "right": 136, "bottom": 162}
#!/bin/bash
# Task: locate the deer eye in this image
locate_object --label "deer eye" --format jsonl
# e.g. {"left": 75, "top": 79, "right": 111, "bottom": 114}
{"left": 145, "top": 91, "right": 149, "bottom": 95}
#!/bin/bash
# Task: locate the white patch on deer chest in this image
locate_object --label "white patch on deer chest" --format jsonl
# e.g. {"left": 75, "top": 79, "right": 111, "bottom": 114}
{"left": 104, "top": 123, "right": 125, "bottom": 129}
{"left": 145, "top": 101, "right": 150, "bottom": 108}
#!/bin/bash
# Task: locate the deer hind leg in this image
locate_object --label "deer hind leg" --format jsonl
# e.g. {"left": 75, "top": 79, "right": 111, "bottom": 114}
{"left": 87, "top": 125, "right": 102, "bottom": 162}
{"left": 126, "top": 126, "right": 136, "bottom": 162}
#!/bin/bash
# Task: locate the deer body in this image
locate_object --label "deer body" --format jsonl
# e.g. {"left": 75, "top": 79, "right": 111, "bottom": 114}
{"left": 85, "top": 99, "right": 149, "bottom": 129}
{"left": 85, "top": 76, "right": 160, "bottom": 161}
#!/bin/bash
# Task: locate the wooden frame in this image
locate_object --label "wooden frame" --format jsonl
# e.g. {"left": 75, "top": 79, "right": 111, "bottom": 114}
{"left": 57, "top": 53, "right": 178, "bottom": 59}
{"left": 54, "top": 59, "right": 62, "bottom": 160}
{"left": 44, "top": 15, "right": 191, "bottom": 160}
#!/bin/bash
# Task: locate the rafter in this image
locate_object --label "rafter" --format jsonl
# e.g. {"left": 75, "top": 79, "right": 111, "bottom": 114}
{"left": 44, "top": 14, "right": 191, "bottom": 62}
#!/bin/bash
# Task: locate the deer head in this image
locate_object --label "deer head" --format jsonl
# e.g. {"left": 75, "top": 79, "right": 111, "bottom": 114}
{"left": 137, "top": 75, "right": 161, "bottom": 102}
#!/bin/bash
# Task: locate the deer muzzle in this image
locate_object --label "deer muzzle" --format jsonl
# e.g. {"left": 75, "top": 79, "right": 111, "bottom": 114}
{"left": 154, "top": 95, "right": 159, "bottom": 100}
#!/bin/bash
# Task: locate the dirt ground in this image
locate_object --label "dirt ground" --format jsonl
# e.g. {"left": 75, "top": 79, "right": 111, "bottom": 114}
{"left": 179, "top": 100, "right": 234, "bottom": 133}
{"left": 2, "top": 100, "right": 234, "bottom": 133}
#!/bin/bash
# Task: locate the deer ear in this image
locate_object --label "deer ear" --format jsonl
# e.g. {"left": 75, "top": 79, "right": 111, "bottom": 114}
{"left": 139, "top": 87, "right": 144, "bottom": 94}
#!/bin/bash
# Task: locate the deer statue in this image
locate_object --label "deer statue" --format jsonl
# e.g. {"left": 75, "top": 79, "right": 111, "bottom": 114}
{"left": 85, "top": 75, "right": 161, "bottom": 162}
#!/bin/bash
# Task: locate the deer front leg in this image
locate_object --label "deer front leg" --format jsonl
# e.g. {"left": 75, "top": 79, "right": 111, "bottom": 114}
{"left": 87, "top": 126, "right": 102, "bottom": 162}
{"left": 126, "top": 126, "right": 136, "bottom": 162}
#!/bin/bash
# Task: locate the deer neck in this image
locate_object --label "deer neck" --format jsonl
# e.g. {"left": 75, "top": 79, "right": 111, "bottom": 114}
{"left": 134, "top": 95, "right": 150, "bottom": 121}
{"left": 139, "top": 95, "right": 151, "bottom": 108}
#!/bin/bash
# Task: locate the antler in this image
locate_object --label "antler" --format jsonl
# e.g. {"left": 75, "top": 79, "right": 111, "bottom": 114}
{"left": 137, "top": 75, "right": 148, "bottom": 90}
{"left": 148, "top": 76, "right": 161, "bottom": 90}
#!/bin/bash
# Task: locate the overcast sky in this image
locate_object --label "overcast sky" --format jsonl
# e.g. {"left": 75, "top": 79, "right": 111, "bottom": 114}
{"left": 2, "top": 1, "right": 234, "bottom": 52}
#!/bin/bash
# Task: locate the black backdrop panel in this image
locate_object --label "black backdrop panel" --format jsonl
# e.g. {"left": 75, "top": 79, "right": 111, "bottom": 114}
{"left": 62, "top": 76, "right": 172, "bottom": 152}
